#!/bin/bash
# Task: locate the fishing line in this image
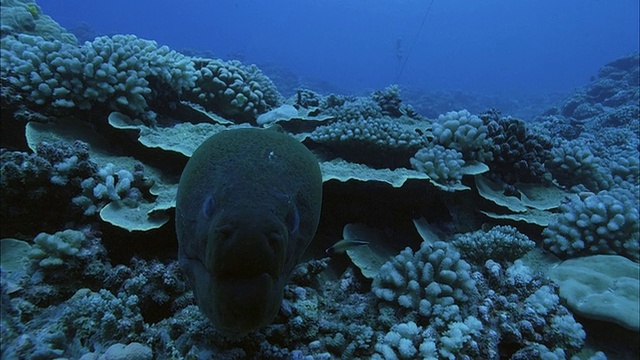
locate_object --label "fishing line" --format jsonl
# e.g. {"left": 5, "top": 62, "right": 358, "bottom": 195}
{"left": 396, "top": 0, "right": 436, "bottom": 83}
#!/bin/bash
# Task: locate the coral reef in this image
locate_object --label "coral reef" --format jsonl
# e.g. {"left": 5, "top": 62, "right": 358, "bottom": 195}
{"left": 560, "top": 52, "right": 639, "bottom": 121}
{"left": 0, "top": 0, "right": 76, "bottom": 43}
{"left": 0, "top": 140, "right": 96, "bottom": 237}
{"left": 548, "top": 254, "right": 639, "bottom": 331}
{"left": 0, "top": 5, "right": 638, "bottom": 359}
{"left": 372, "top": 241, "right": 478, "bottom": 325}
{"left": 546, "top": 138, "right": 615, "bottom": 193}
{"left": 479, "top": 260, "right": 587, "bottom": 359}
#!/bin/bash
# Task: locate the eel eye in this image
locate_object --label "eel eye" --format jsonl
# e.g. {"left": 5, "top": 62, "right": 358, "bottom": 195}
{"left": 201, "top": 194, "right": 216, "bottom": 219}
{"left": 285, "top": 203, "right": 300, "bottom": 237}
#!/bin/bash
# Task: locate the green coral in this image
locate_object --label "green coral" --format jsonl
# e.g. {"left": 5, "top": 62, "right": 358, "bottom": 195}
{"left": 24, "top": 3, "right": 40, "bottom": 19}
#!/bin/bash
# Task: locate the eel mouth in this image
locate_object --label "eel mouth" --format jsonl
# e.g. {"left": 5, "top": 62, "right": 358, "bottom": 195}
{"left": 215, "top": 243, "right": 280, "bottom": 281}
{"left": 214, "top": 272, "right": 280, "bottom": 335}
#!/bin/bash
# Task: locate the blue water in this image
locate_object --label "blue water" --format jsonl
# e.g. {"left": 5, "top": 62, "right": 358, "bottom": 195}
{"left": 36, "top": 0, "right": 639, "bottom": 97}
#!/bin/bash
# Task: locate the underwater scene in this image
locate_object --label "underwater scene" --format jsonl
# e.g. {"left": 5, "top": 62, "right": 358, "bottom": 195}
{"left": 1, "top": 0, "right": 639, "bottom": 359}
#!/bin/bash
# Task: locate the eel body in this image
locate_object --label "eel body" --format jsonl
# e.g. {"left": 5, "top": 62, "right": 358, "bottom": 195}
{"left": 175, "top": 128, "right": 322, "bottom": 336}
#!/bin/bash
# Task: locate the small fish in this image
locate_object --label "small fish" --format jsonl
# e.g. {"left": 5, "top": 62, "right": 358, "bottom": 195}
{"left": 325, "top": 239, "right": 370, "bottom": 255}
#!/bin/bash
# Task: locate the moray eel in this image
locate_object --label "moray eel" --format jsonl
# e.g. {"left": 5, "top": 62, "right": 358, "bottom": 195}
{"left": 175, "top": 127, "right": 322, "bottom": 336}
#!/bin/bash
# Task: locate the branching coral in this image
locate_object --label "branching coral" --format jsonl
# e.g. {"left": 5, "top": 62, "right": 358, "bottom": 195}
{"left": 60, "top": 288, "right": 145, "bottom": 349}
{"left": 546, "top": 138, "right": 614, "bottom": 192}
{"left": 0, "top": 140, "right": 96, "bottom": 237}
{"left": 1, "top": 34, "right": 195, "bottom": 122}
{"left": 482, "top": 111, "right": 553, "bottom": 184}
{"left": 479, "top": 260, "right": 586, "bottom": 358}
{"left": 431, "top": 109, "right": 493, "bottom": 163}
{"left": 543, "top": 183, "right": 640, "bottom": 260}
{"left": 23, "top": 227, "right": 108, "bottom": 306}
{"left": 410, "top": 145, "right": 465, "bottom": 185}
{"left": 104, "top": 258, "right": 188, "bottom": 323}
{"left": 452, "top": 225, "right": 535, "bottom": 266}
{"left": 311, "top": 116, "right": 427, "bottom": 168}
{"left": 185, "top": 58, "right": 282, "bottom": 122}
{"left": 372, "top": 241, "right": 478, "bottom": 327}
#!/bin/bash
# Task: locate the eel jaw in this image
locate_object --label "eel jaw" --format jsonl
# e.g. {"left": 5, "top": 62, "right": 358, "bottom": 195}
{"left": 201, "top": 220, "right": 288, "bottom": 336}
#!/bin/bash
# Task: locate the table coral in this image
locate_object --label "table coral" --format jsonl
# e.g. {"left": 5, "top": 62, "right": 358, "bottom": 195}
{"left": 548, "top": 254, "right": 639, "bottom": 331}
{"left": 0, "top": 5, "right": 637, "bottom": 359}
